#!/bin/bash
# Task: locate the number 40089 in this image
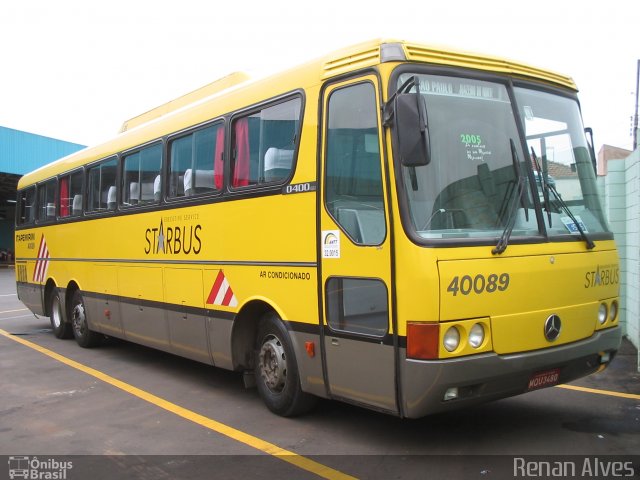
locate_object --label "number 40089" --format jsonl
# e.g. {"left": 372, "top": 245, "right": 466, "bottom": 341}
{"left": 447, "top": 273, "right": 510, "bottom": 296}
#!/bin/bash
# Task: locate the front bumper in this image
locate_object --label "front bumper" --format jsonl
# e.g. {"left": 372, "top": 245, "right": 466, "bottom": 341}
{"left": 401, "top": 326, "right": 621, "bottom": 418}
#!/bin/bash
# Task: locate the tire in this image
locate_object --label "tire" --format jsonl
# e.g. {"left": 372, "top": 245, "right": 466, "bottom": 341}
{"left": 254, "top": 312, "right": 316, "bottom": 417}
{"left": 70, "top": 289, "right": 102, "bottom": 348}
{"left": 49, "top": 288, "right": 73, "bottom": 339}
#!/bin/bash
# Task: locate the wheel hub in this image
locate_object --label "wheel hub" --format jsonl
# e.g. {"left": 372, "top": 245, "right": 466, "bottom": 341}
{"left": 258, "top": 335, "right": 287, "bottom": 393}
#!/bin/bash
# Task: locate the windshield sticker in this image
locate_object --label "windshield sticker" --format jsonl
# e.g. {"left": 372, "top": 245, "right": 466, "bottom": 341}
{"left": 322, "top": 230, "right": 340, "bottom": 259}
{"left": 561, "top": 216, "right": 588, "bottom": 234}
{"left": 460, "top": 133, "right": 492, "bottom": 162}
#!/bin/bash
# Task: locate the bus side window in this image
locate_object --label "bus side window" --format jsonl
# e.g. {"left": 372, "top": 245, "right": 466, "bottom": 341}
{"left": 231, "top": 97, "right": 301, "bottom": 188}
{"left": 169, "top": 123, "right": 223, "bottom": 198}
{"left": 59, "top": 170, "right": 83, "bottom": 218}
{"left": 37, "top": 179, "right": 57, "bottom": 222}
{"left": 326, "top": 278, "right": 388, "bottom": 336}
{"left": 17, "top": 187, "right": 36, "bottom": 225}
{"left": 123, "top": 144, "right": 162, "bottom": 206}
{"left": 87, "top": 158, "right": 118, "bottom": 213}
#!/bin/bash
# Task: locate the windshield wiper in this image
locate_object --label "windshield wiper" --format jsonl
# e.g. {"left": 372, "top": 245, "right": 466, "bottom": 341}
{"left": 530, "top": 147, "right": 553, "bottom": 227}
{"left": 530, "top": 146, "right": 594, "bottom": 249}
{"left": 540, "top": 164, "right": 596, "bottom": 251}
{"left": 492, "top": 139, "right": 527, "bottom": 255}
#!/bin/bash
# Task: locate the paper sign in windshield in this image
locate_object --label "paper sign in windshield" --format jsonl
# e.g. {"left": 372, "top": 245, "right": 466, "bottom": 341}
{"left": 460, "top": 133, "right": 492, "bottom": 162}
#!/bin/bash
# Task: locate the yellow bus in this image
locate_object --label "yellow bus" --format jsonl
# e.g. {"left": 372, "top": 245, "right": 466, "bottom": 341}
{"left": 15, "top": 39, "right": 621, "bottom": 418}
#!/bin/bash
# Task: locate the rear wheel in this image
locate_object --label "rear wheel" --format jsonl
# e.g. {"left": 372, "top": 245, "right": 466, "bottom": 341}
{"left": 254, "top": 313, "right": 316, "bottom": 416}
{"left": 70, "top": 289, "right": 102, "bottom": 348}
{"left": 49, "top": 288, "right": 73, "bottom": 339}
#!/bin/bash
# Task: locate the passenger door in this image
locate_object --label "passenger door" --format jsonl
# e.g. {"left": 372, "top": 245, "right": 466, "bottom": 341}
{"left": 319, "top": 76, "right": 397, "bottom": 414}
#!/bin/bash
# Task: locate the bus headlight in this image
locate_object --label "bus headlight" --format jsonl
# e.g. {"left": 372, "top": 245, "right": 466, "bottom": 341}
{"left": 609, "top": 300, "right": 618, "bottom": 322}
{"left": 598, "top": 303, "right": 608, "bottom": 325}
{"left": 443, "top": 326, "right": 460, "bottom": 352}
{"left": 468, "top": 323, "right": 485, "bottom": 348}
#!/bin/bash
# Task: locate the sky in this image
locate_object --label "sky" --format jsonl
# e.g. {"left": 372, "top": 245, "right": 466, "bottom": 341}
{"left": 1, "top": 0, "right": 638, "bottom": 153}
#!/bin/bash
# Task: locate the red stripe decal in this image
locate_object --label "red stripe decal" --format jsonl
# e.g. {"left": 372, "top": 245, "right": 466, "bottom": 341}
{"left": 222, "top": 286, "right": 235, "bottom": 306}
{"left": 206, "top": 270, "right": 225, "bottom": 305}
{"left": 37, "top": 235, "right": 46, "bottom": 258}
{"left": 33, "top": 235, "right": 47, "bottom": 282}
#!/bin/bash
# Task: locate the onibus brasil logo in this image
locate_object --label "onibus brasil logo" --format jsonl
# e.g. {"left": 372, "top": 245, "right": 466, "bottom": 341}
{"left": 7, "top": 456, "right": 72, "bottom": 479}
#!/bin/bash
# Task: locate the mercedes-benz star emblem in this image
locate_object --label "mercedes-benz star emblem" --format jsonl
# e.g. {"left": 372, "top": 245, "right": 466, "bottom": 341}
{"left": 544, "top": 314, "right": 562, "bottom": 342}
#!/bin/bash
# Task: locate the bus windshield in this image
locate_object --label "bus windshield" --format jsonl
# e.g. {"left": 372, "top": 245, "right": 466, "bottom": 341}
{"left": 515, "top": 87, "right": 608, "bottom": 237}
{"left": 396, "top": 73, "right": 609, "bottom": 242}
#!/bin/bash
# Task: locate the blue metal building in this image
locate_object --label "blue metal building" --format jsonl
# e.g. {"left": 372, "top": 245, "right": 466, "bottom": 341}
{"left": 0, "top": 126, "right": 85, "bottom": 259}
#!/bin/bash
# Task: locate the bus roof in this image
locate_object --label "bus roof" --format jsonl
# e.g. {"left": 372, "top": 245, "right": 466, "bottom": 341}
{"left": 18, "top": 38, "right": 577, "bottom": 188}
{"left": 118, "top": 72, "right": 251, "bottom": 134}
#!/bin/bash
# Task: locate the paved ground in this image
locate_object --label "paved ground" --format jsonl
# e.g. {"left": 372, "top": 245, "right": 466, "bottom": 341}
{"left": 0, "top": 268, "right": 638, "bottom": 479}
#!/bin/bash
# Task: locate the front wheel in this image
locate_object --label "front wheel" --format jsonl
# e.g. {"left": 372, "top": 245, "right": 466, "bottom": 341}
{"left": 49, "top": 288, "right": 73, "bottom": 339}
{"left": 254, "top": 313, "right": 316, "bottom": 417}
{"left": 70, "top": 289, "right": 102, "bottom": 348}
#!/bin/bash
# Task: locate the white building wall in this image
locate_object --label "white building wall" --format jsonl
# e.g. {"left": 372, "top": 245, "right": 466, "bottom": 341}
{"left": 604, "top": 160, "right": 627, "bottom": 331}
{"left": 605, "top": 150, "right": 640, "bottom": 371}
{"left": 624, "top": 152, "right": 640, "bottom": 360}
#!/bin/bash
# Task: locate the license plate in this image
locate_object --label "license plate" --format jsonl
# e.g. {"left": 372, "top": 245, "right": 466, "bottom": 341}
{"left": 527, "top": 368, "right": 561, "bottom": 391}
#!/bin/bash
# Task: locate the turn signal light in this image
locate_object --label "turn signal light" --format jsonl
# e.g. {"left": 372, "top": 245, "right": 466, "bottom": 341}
{"left": 407, "top": 322, "right": 439, "bottom": 360}
{"left": 609, "top": 300, "right": 618, "bottom": 322}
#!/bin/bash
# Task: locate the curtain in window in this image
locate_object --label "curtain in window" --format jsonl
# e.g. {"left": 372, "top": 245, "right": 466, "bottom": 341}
{"left": 233, "top": 118, "right": 250, "bottom": 187}
{"left": 60, "top": 177, "right": 69, "bottom": 217}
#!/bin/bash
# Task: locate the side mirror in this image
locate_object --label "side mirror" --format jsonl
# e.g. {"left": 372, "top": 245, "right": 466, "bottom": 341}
{"left": 396, "top": 92, "right": 431, "bottom": 167}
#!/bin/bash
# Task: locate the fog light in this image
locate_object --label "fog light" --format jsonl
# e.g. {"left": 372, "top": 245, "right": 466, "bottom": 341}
{"left": 600, "top": 352, "right": 611, "bottom": 364}
{"left": 443, "top": 326, "right": 460, "bottom": 352}
{"left": 469, "top": 323, "right": 485, "bottom": 348}
{"left": 609, "top": 300, "right": 618, "bottom": 322}
{"left": 444, "top": 387, "right": 459, "bottom": 401}
{"left": 598, "top": 303, "right": 608, "bottom": 325}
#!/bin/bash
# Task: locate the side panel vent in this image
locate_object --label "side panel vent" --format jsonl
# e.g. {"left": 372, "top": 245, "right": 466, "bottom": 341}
{"left": 322, "top": 47, "right": 380, "bottom": 79}
{"left": 405, "top": 44, "right": 576, "bottom": 89}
